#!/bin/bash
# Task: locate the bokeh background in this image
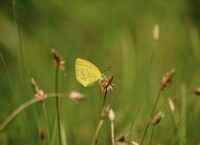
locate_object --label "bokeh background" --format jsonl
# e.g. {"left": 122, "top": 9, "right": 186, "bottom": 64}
{"left": 0, "top": 0, "right": 200, "bottom": 144}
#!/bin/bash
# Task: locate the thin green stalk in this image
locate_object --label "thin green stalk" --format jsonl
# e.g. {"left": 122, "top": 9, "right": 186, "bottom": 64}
{"left": 140, "top": 89, "right": 161, "bottom": 145}
{"left": 149, "top": 127, "right": 155, "bottom": 145}
{"left": 50, "top": 118, "right": 58, "bottom": 145}
{"left": 12, "top": 0, "right": 31, "bottom": 141}
{"left": 180, "top": 84, "right": 187, "bottom": 145}
{"left": 0, "top": 51, "right": 17, "bottom": 98}
{"left": 50, "top": 93, "right": 66, "bottom": 145}
{"left": 128, "top": 101, "right": 142, "bottom": 144}
{"left": 138, "top": 32, "right": 157, "bottom": 145}
{"left": 91, "top": 90, "right": 110, "bottom": 145}
{"left": 91, "top": 119, "right": 104, "bottom": 145}
{"left": 55, "top": 68, "right": 62, "bottom": 145}
{"left": 43, "top": 104, "right": 51, "bottom": 145}
{"left": 111, "top": 121, "right": 115, "bottom": 145}
{"left": 103, "top": 89, "right": 108, "bottom": 107}
{"left": 13, "top": 0, "right": 27, "bottom": 86}
{"left": 166, "top": 122, "right": 178, "bottom": 145}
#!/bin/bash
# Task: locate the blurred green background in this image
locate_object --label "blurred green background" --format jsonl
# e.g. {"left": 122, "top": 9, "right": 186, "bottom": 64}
{"left": 1, "top": 0, "right": 200, "bottom": 144}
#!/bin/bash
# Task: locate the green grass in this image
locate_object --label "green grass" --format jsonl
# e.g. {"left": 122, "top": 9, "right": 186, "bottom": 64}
{"left": 1, "top": 0, "right": 200, "bottom": 145}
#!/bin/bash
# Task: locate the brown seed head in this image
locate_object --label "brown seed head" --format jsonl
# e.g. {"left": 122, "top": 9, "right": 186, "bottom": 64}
{"left": 39, "top": 128, "right": 46, "bottom": 141}
{"left": 116, "top": 135, "right": 125, "bottom": 142}
{"left": 160, "top": 69, "right": 175, "bottom": 90}
{"left": 194, "top": 87, "right": 200, "bottom": 96}
{"left": 102, "top": 74, "right": 114, "bottom": 91}
{"left": 152, "top": 111, "right": 165, "bottom": 126}
{"left": 31, "top": 78, "right": 47, "bottom": 103}
{"left": 52, "top": 49, "right": 65, "bottom": 70}
{"left": 31, "top": 78, "right": 40, "bottom": 94}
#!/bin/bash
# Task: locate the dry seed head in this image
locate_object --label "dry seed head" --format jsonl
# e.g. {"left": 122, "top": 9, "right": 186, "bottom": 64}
{"left": 152, "top": 111, "right": 165, "bottom": 126}
{"left": 101, "top": 74, "right": 114, "bottom": 91}
{"left": 115, "top": 135, "right": 127, "bottom": 145}
{"left": 39, "top": 128, "right": 46, "bottom": 141}
{"left": 160, "top": 69, "right": 175, "bottom": 90}
{"left": 168, "top": 98, "right": 175, "bottom": 113}
{"left": 194, "top": 87, "right": 200, "bottom": 96}
{"left": 131, "top": 141, "right": 139, "bottom": 145}
{"left": 31, "top": 78, "right": 40, "bottom": 94}
{"left": 69, "top": 91, "right": 86, "bottom": 102}
{"left": 31, "top": 78, "right": 47, "bottom": 103}
{"left": 153, "top": 24, "right": 159, "bottom": 41}
{"left": 108, "top": 108, "right": 115, "bottom": 122}
{"left": 116, "top": 135, "right": 125, "bottom": 142}
{"left": 52, "top": 49, "right": 65, "bottom": 70}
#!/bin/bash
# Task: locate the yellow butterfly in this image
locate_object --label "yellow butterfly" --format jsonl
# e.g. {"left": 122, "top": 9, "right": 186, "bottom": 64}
{"left": 75, "top": 58, "right": 105, "bottom": 87}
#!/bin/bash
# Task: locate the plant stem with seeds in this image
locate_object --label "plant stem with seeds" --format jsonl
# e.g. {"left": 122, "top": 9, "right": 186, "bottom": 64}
{"left": 0, "top": 98, "right": 38, "bottom": 131}
{"left": 128, "top": 102, "right": 141, "bottom": 144}
{"left": 0, "top": 94, "right": 67, "bottom": 131}
{"left": 91, "top": 119, "right": 104, "bottom": 145}
{"left": 103, "top": 89, "right": 108, "bottom": 107}
{"left": 140, "top": 89, "right": 161, "bottom": 145}
{"left": 149, "top": 127, "right": 155, "bottom": 145}
{"left": 111, "top": 121, "right": 115, "bottom": 145}
{"left": 43, "top": 104, "right": 51, "bottom": 145}
{"left": 139, "top": 30, "right": 157, "bottom": 145}
{"left": 55, "top": 68, "right": 62, "bottom": 145}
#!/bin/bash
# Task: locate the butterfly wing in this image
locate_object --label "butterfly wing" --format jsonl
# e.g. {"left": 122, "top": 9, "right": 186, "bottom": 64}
{"left": 75, "top": 58, "right": 102, "bottom": 87}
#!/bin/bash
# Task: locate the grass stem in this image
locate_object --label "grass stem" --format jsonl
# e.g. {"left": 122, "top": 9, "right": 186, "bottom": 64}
{"left": 91, "top": 119, "right": 104, "bottom": 145}
{"left": 0, "top": 93, "right": 66, "bottom": 132}
{"left": 180, "top": 84, "right": 187, "bottom": 145}
{"left": 42, "top": 104, "right": 51, "bottom": 145}
{"left": 149, "top": 127, "right": 154, "bottom": 145}
{"left": 128, "top": 101, "right": 141, "bottom": 144}
{"left": 55, "top": 68, "right": 62, "bottom": 145}
{"left": 140, "top": 89, "right": 161, "bottom": 145}
{"left": 111, "top": 121, "right": 115, "bottom": 145}
{"left": 0, "top": 98, "right": 38, "bottom": 131}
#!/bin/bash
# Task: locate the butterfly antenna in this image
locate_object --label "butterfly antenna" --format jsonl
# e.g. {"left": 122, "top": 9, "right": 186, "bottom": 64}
{"left": 102, "top": 66, "right": 112, "bottom": 73}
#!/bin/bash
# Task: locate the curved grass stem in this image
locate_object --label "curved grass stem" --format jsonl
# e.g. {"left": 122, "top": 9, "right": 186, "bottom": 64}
{"left": 0, "top": 93, "right": 65, "bottom": 132}
{"left": 91, "top": 119, "right": 104, "bottom": 145}
{"left": 0, "top": 98, "right": 38, "bottom": 131}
